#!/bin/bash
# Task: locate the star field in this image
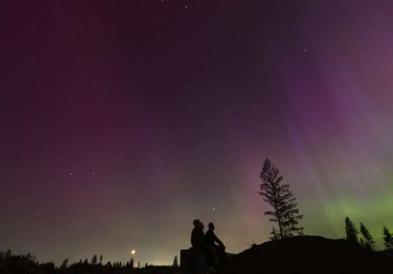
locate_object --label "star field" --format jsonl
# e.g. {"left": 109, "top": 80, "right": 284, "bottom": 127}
{"left": 1, "top": 0, "right": 393, "bottom": 266}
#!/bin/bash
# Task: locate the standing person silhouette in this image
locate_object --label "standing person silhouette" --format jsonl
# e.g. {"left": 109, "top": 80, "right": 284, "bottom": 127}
{"left": 205, "top": 222, "right": 225, "bottom": 269}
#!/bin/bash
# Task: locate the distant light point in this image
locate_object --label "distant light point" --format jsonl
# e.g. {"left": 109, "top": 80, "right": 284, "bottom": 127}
{"left": 91, "top": 171, "right": 96, "bottom": 176}
{"left": 131, "top": 249, "right": 136, "bottom": 255}
{"left": 303, "top": 48, "right": 308, "bottom": 53}
{"left": 69, "top": 172, "right": 73, "bottom": 176}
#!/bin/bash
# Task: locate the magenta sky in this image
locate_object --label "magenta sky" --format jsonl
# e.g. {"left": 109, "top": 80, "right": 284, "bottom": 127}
{"left": 1, "top": 0, "right": 393, "bottom": 265}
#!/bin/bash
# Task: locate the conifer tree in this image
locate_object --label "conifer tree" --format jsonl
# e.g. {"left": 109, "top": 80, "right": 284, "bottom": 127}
{"left": 270, "top": 227, "right": 281, "bottom": 241}
{"left": 173, "top": 255, "right": 179, "bottom": 267}
{"left": 91, "top": 255, "right": 98, "bottom": 265}
{"left": 259, "top": 158, "right": 303, "bottom": 239}
{"left": 383, "top": 227, "right": 393, "bottom": 250}
{"left": 345, "top": 217, "right": 358, "bottom": 244}
{"left": 60, "top": 258, "right": 69, "bottom": 268}
{"left": 359, "top": 222, "right": 375, "bottom": 250}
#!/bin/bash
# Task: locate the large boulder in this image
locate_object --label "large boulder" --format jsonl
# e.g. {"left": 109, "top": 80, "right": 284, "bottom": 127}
{"left": 180, "top": 248, "right": 207, "bottom": 274}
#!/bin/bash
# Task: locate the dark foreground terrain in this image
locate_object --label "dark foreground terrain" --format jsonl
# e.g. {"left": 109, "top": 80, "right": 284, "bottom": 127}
{"left": 2, "top": 236, "right": 393, "bottom": 274}
{"left": 221, "top": 236, "right": 393, "bottom": 274}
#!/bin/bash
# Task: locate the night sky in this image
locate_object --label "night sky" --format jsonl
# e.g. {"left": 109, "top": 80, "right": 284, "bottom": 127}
{"left": 1, "top": 0, "right": 393, "bottom": 266}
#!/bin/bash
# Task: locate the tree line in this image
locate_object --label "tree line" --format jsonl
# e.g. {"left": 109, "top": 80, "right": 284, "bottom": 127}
{"left": 345, "top": 216, "right": 393, "bottom": 252}
{"left": 0, "top": 250, "right": 179, "bottom": 274}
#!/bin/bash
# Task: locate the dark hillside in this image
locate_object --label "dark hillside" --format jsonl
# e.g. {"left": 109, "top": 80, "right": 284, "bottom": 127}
{"left": 221, "top": 236, "right": 392, "bottom": 274}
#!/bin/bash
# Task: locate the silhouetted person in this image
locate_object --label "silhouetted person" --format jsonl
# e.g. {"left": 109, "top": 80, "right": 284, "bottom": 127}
{"left": 205, "top": 222, "right": 226, "bottom": 269}
{"left": 191, "top": 219, "right": 205, "bottom": 249}
{"left": 190, "top": 219, "right": 210, "bottom": 273}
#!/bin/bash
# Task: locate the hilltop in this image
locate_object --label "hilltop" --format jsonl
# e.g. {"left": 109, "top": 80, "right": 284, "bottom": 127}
{"left": 220, "top": 236, "right": 392, "bottom": 274}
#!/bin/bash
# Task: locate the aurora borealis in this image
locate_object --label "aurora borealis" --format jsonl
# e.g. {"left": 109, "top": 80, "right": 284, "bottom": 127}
{"left": 1, "top": 0, "right": 393, "bottom": 266}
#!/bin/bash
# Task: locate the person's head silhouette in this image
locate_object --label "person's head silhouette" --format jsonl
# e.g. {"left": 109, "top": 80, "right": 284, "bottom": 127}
{"left": 208, "top": 222, "right": 215, "bottom": 231}
{"left": 193, "top": 219, "right": 204, "bottom": 230}
{"left": 193, "top": 219, "right": 200, "bottom": 227}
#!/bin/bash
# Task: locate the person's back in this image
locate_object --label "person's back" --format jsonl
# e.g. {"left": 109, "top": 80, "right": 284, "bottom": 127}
{"left": 205, "top": 229, "right": 217, "bottom": 246}
{"left": 205, "top": 223, "right": 225, "bottom": 249}
{"left": 191, "top": 219, "right": 205, "bottom": 248}
{"left": 204, "top": 222, "right": 225, "bottom": 270}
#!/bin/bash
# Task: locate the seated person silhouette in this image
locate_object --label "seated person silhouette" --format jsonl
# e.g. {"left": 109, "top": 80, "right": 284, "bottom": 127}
{"left": 204, "top": 222, "right": 226, "bottom": 269}
{"left": 191, "top": 219, "right": 205, "bottom": 249}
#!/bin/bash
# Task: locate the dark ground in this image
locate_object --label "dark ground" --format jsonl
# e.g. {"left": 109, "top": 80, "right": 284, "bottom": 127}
{"left": 2, "top": 236, "right": 393, "bottom": 274}
{"left": 220, "top": 236, "right": 393, "bottom": 274}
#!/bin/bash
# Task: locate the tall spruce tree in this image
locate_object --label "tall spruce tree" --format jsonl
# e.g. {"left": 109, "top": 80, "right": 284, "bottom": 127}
{"left": 383, "top": 227, "right": 393, "bottom": 250}
{"left": 359, "top": 222, "right": 375, "bottom": 250}
{"left": 345, "top": 217, "right": 358, "bottom": 244}
{"left": 259, "top": 158, "right": 303, "bottom": 239}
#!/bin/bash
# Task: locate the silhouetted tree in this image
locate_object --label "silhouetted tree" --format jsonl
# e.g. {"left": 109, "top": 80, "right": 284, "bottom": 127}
{"left": 130, "top": 257, "right": 134, "bottom": 268}
{"left": 270, "top": 226, "right": 281, "bottom": 241}
{"left": 345, "top": 217, "right": 358, "bottom": 244}
{"left": 137, "top": 261, "right": 141, "bottom": 268}
{"left": 60, "top": 258, "right": 69, "bottom": 268}
{"left": 99, "top": 254, "right": 103, "bottom": 265}
{"left": 383, "top": 227, "right": 393, "bottom": 250}
{"left": 359, "top": 222, "right": 374, "bottom": 250}
{"left": 259, "top": 158, "right": 303, "bottom": 238}
{"left": 173, "top": 255, "right": 179, "bottom": 267}
{"left": 91, "top": 254, "right": 98, "bottom": 265}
